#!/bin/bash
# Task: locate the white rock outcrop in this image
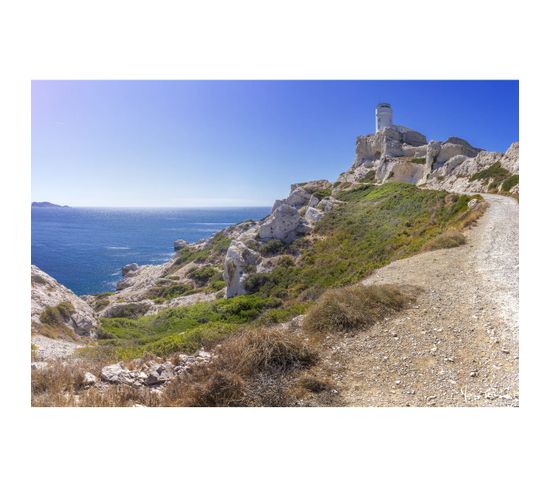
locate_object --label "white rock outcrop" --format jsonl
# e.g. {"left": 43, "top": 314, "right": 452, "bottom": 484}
{"left": 31, "top": 265, "right": 99, "bottom": 337}
{"left": 223, "top": 240, "right": 261, "bottom": 298}
{"left": 258, "top": 204, "right": 310, "bottom": 244}
{"left": 304, "top": 206, "right": 323, "bottom": 224}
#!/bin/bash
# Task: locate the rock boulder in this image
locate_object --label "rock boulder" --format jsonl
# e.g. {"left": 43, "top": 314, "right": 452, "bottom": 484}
{"left": 31, "top": 265, "right": 99, "bottom": 338}
{"left": 223, "top": 240, "right": 261, "bottom": 298}
{"left": 258, "top": 204, "right": 310, "bottom": 244}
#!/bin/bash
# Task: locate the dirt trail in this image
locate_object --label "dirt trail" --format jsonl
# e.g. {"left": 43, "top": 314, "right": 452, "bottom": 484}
{"left": 329, "top": 194, "right": 519, "bottom": 407}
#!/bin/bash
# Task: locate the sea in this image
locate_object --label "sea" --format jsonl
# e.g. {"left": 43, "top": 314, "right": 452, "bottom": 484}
{"left": 31, "top": 207, "right": 270, "bottom": 296}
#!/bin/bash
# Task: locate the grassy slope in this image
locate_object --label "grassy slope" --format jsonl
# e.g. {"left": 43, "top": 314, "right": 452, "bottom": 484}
{"left": 250, "top": 183, "right": 478, "bottom": 298}
{"left": 86, "top": 182, "right": 480, "bottom": 360}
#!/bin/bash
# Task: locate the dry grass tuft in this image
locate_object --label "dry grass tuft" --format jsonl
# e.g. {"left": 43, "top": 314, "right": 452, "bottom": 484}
{"left": 216, "top": 327, "right": 318, "bottom": 377}
{"left": 303, "top": 284, "right": 414, "bottom": 333}
{"left": 162, "top": 327, "right": 319, "bottom": 407}
{"left": 170, "top": 371, "right": 246, "bottom": 407}
{"left": 421, "top": 229, "right": 466, "bottom": 251}
{"left": 455, "top": 201, "right": 488, "bottom": 230}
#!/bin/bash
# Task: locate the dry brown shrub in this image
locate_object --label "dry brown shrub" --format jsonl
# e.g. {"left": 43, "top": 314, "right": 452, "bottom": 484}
{"left": 303, "top": 284, "right": 414, "bottom": 333}
{"left": 216, "top": 327, "right": 318, "bottom": 377}
{"left": 171, "top": 371, "right": 246, "bottom": 407}
{"left": 161, "top": 327, "right": 319, "bottom": 407}
{"left": 422, "top": 229, "right": 466, "bottom": 251}
{"left": 455, "top": 201, "right": 488, "bottom": 230}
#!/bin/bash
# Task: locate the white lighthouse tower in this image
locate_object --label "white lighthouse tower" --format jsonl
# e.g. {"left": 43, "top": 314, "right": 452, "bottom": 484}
{"left": 376, "top": 103, "right": 393, "bottom": 132}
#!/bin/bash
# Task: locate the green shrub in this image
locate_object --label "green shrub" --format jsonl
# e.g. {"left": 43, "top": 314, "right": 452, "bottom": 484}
{"left": 93, "top": 291, "right": 115, "bottom": 297}
{"left": 469, "top": 162, "right": 510, "bottom": 183}
{"left": 146, "top": 283, "right": 194, "bottom": 302}
{"left": 244, "top": 272, "right": 272, "bottom": 293}
{"left": 259, "top": 239, "right": 284, "bottom": 256}
{"left": 208, "top": 280, "right": 226, "bottom": 292}
{"left": 358, "top": 170, "right": 376, "bottom": 183}
{"left": 40, "top": 301, "right": 75, "bottom": 326}
{"left": 501, "top": 174, "right": 519, "bottom": 192}
{"left": 313, "top": 188, "right": 332, "bottom": 200}
{"left": 105, "top": 302, "right": 150, "bottom": 318}
{"left": 411, "top": 157, "right": 426, "bottom": 164}
{"left": 188, "top": 266, "right": 221, "bottom": 286}
{"left": 96, "top": 294, "right": 282, "bottom": 359}
{"left": 93, "top": 298, "right": 110, "bottom": 312}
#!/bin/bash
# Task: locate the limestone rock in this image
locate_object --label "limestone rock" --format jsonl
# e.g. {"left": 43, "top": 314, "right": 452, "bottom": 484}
{"left": 83, "top": 372, "right": 97, "bottom": 386}
{"left": 317, "top": 198, "right": 334, "bottom": 212}
{"left": 304, "top": 206, "right": 323, "bottom": 224}
{"left": 500, "top": 142, "right": 519, "bottom": 174}
{"left": 285, "top": 187, "right": 312, "bottom": 209}
{"left": 354, "top": 127, "right": 427, "bottom": 167}
{"left": 308, "top": 195, "right": 320, "bottom": 208}
{"left": 223, "top": 240, "right": 261, "bottom": 298}
{"left": 258, "top": 204, "right": 310, "bottom": 244}
{"left": 31, "top": 361, "right": 48, "bottom": 370}
{"left": 379, "top": 159, "right": 426, "bottom": 184}
{"left": 122, "top": 263, "right": 139, "bottom": 276}
{"left": 436, "top": 138, "right": 480, "bottom": 164}
{"left": 173, "top": 239, "right": 189, "bottom": 251}
{"left": 31, "top": 265, "right": 99, "bottom": 338}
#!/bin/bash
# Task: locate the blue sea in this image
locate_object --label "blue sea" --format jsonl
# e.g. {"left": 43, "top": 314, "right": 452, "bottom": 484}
{"left": 31, "top": 207, "right": 270, "bottom": 296}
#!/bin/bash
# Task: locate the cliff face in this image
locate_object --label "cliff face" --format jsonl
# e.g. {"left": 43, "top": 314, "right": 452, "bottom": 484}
{"left": 341, "top": 128, "right": 518, "bottom": 195}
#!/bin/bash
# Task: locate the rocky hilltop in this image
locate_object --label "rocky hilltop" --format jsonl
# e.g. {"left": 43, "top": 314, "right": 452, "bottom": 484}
{"left": 31, "top": 125, "right": 519, "bottom": 346}
{"left": 340, "top": 126, "right": 518, "bottom": 194}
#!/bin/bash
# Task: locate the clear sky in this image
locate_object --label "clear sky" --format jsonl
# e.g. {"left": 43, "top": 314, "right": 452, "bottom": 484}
{"left": 32, "top": 80, "right": 519, "bottom": 207}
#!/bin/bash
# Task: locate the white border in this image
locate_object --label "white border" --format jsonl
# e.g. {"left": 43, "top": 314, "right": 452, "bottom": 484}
{"left": 1, "top": 1, "right": 548, "bottom": 486}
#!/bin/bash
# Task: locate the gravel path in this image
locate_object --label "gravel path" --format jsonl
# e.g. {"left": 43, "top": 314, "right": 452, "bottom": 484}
{"left": 31, "top": 335, "right": 82, "bottom": 360}
{"left": 327, "top": 194, "right": 519, "bottom": 407}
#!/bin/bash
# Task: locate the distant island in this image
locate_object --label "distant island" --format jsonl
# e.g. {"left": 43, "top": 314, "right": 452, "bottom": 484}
{"left": 32, "top": 201, "right": 70, "bottom": 208}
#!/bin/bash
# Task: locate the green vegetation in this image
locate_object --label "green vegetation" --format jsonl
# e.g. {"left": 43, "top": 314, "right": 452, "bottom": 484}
{"left": 168, "top": 232, "right": 232, "bottom": 271}
{"left": 146, "top": 283, "right": 194, "bottom": 302}
{"left": 188, "top": 265, "right": 222, "bottom": 286}
{"left": 469, "top": 162, "right": 511, "bottom": 192}
{"left": 250, "top": 183, "right": 478, "bottom": 299}
{"left": 501, "top": 174, "right": 519, "bottom": 192}
{"left": 93, "top": 291, "right": 115, "bottom": 298}
{"left": 40, "top": 301, "right": 74, "bottom": 326}
{"left": 105, "top": 302, "right": 151, "bottom": 318}
{"left": 411, "top": 157, "right": 426, "bottom": 164}
{"left": 259, "top": 239, "right": 285, "bottom": 256}
{"left": 313, "top": 188, "right": 332, "bottom": 200}
{"left": 93, "top": 298, "right": 110, "bottom": 312}
{"left": 39, "top": 301, "right": 76, "bottom": 339}
{"left": 95, "top": 295, "right": 282, "bottom": 359}
{"left": 303, "top": 284, "right": 414, "bottom": 333}
{"left": 358, "top": 170, "right": 376, "bottom": 183}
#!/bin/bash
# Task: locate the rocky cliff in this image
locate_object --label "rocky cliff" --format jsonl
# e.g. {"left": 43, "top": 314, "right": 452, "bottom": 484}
{"left": 340, "top": 127, "right": 518, "bottom": 195}
{"left": 31, "top": 265, "right": 98, "bottom": 339}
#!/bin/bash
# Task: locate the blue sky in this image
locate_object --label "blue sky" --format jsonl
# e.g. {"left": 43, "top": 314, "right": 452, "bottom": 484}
{"left": 32, "top": 80, "right": 518, "bottom": 207}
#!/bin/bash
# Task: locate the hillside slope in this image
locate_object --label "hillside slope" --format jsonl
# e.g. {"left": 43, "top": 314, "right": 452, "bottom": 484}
{"left": 326, "top": 194, "right": 518, "bottom": 406}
